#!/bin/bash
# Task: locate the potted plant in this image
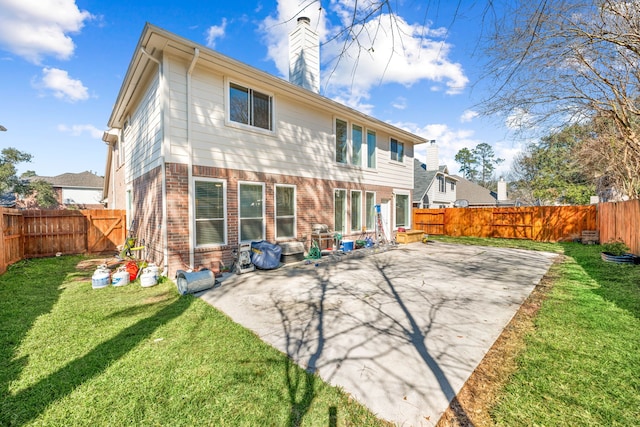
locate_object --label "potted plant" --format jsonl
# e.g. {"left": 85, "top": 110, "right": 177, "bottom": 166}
{"left": 600, "top": 239, "right": 639, "bottom": 264}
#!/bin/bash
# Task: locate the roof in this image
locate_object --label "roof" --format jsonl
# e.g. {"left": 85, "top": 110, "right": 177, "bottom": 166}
{"left": 450, "top": 175, "right": 499, "bottom": 206}
{"left": 413, "top": 159, "right": 436, "bottom": 202}
{"left": 0, "top": 192, "right": 16, "bottom": 208}
{"left": 108, "top": 23, "right": 427, "bottom": 147}
{"left": 26, "top": 171, "right": 104, "bottom": 189}
{"left": 413, "top": 160, "right": 457, "bottom": 202}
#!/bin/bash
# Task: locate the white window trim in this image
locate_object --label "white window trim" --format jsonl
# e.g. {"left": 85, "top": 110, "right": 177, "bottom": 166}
{"left": 274, "top": 184, "right": 296, "bottom": 240}
{"left": 334, "top": 117, "right": 372, "bottom": 169}
{"left": 334, "top": 188, "right": 347, "bottom": 235}
{"left": 351, "top": 124, "right": 364, "bottom": 167}
{"left": 390, "top": 137, "right": 405, "bottom": 163}
{"left": 393, "top": 190, "right": 411, "bottom": 230}
{"left": 350, "top": 190, "right": 363, "bottom": 232}
{"left": 366, "top": 128, "right": 377, "bottom": 169}
{"left": 193, "top": 177, "right": 228, "bottom": 248}
{"left": 365, "top": 191, "right": 376, "bottom": 231}
{"left": 224, "top": 77, "right": 276, "bottom": 136}
{"left": 238, "top": 181, "right": 266, "bottom": 243}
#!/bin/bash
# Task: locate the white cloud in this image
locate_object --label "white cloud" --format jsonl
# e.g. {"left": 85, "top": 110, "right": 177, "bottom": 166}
{"left": 259, "top": 0, "right": 468, "bottom": 110}
{"left": 57, "top": 123, "right": 104, "bottom": 139}
{"left": 460, "top": 110, "right": 479, "bottom": 123}
{"left": 0, "top": 0, "right": 93, "bottom": 64}
{"left": 38, "top": 67, "right": 89, "bottom": 102}
{"left": 205, "top": 18, "right": 227, "bottom": 48}
{"left": 392, "top": 97, "right": 407, "bottom": 110}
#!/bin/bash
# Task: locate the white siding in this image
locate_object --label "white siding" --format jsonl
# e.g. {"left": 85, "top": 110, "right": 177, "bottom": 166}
{"left": 124, "top": 74, "right": 162, "bottom": 182}
{"left": 164, "top": 55, "right": 414, "bottom": 190}
{"left": 62, "top": 188, "right": 102, "bottom": 205}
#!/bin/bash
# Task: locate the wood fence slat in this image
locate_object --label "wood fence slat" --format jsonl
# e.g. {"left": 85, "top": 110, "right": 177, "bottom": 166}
{"left": 1, "top": 209, "right": 125, "bottom": 272}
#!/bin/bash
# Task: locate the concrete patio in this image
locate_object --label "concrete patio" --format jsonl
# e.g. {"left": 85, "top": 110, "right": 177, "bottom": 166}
{"left": 199, "top": 241, "right": 558, "bottom": 426}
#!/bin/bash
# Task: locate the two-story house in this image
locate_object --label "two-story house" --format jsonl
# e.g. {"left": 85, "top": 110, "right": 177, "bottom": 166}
{"left": 102, "top": 21, "right": 426, "bottom": 277}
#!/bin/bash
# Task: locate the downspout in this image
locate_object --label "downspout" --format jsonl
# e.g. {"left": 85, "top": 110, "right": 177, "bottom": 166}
{"left": 140, "top": 47, "right": 170, "bottom": 275}
{"left": 187, "top": 48, "right": 200, "bottom": 269}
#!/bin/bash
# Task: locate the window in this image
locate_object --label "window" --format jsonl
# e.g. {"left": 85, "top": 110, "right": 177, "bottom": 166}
{"left": 335, "top": 119, "right": 347, "bottom": 164}
{"left": 352, "top": 124, "right": 363, "bottom": 166}
{"left": 229, "top": 82, "right": 272, "bottom": 131}
{"left": 334, "top": 189, "right": 346, "bottom": 234}
{"left": 438, "top": 176, "right": 446, "bottom": 193}
{"left": 395, "top": 194, "right": 409, "bottom": 228}
{"left": 195, "top": 180, "right": 226, "bottom": 246}
{"left": 367, "top": 130, "right": 376, "bottom": 168}
{"left": 351, "top": 190, "right": 362, "bottom": 232}
{"left": 365, "top": 192, "right": 376, "bottom": 230}
{"left": 239, "top": 183, "right": 264, "bottom": 241}
{"left": 390, "top": 138, "right": 404, "bottom": 162}
{"left": 450, "top": 181, "right": 455, "bottom": 191}
{"left": 275, "top": 185, "right": 295, "bottom": 239}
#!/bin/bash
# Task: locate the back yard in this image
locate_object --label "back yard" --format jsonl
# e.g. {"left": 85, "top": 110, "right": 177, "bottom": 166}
{"left": 1, "top": 239, "right": 638, "bottom": 426}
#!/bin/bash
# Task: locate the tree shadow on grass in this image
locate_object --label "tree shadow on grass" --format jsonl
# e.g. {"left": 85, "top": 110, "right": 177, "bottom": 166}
{"left": 0, "top": 257, "right": 80, "bottom": 424}
{"left": 0, "top": 257, "right": 193, "bottom": 426}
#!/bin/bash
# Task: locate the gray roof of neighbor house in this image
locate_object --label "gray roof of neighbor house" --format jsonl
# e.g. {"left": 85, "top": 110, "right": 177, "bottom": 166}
{"left": 450, "top": 174, "right": 499, "bottom": 206}
{"left": 26, "top": 171, "right": 104, "bottom": 189}
{"left": 413, "top": 160, "right": 456, "bottom": 202}
{"left": 0, "top": 192, "right": 16, "bottom": 208}
{"left": 413, "top": 159, "right": 435, "bottom": 202}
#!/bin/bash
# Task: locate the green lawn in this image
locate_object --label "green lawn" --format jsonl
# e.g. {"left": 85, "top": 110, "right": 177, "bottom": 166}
{"left": 2, "top": 240, "right": 639, "bottom": 426}
{"left": 432, "top": 236, "right": 640, "bottom": 426}
{"left": 0, "top": 256, "right": 388, "bottom": 427}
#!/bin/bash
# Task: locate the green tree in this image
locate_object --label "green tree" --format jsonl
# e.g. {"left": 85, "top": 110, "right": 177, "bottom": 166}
{"left": 480, "top": 0, "right": 640, "bottom": 198}
{"left": 0, "top": 148, "right": 57, "bottom": 208}
{"left": 0, "top": 148, "right": 32, "bottom": 195}
{"left": 473, "top": 142, "right": 504, "bottom": 187}
{"left": 454, "top": 147, "right": 478, "bottom": 181}
{"left": 29, "top": 179, "right": 59, "bottom": 209}
{"left": 509, "top": 124, "right": 594, "bottom": 205}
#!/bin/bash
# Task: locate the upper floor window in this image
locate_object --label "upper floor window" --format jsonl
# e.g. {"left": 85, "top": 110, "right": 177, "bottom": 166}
{"left": 450, "top": 181, "right": 455, "bottom": 191}
{"left": 229, "top": 82, "right": 272, "bottom": 131}
{"left": 335, "top": 119, "right": 348, "bottom": 164}
{"left": 390, "top": 138, "right": 404, "bottom": 162}
{"left": 352, "top": 124, "right": 363, "bottom": 166}
{"left": 366, "top": 130, "right": 376, "bottom": 168}
{"left": 438, "top": 175, "right": 446, "bottom": 193}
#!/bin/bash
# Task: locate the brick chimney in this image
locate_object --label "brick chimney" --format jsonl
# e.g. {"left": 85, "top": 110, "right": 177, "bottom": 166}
{"left": 289, "top": 17, "right": 320, "bottom": 93}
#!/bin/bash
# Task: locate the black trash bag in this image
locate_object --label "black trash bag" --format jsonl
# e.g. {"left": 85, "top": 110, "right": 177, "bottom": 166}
{"left": 250, "top": 240, "right": 282, "bottom": 270}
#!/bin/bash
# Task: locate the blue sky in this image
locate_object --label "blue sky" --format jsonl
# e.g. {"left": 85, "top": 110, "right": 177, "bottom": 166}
{"left": 0, "top": 0, "right": 522, "bottom": 178}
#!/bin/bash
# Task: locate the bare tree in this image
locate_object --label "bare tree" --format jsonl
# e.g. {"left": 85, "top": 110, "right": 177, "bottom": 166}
{"left": 479, "top": 0, "right": 640, "bottom": 198}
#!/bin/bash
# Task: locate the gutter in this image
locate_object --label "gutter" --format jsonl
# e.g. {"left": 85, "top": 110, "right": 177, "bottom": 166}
{"left": 187, "top": 48, "right": 200, "bottom": 270}
{"left": 139, "top": 47, "right": 170, "bottom": 276}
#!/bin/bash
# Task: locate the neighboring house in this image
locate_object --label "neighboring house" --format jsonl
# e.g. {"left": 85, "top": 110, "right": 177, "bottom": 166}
{"left": 0, "top": 192, "right": 16, "bottom": 208}
{"left": 413, "top": 141, "right": 458, "bottom": 208}
{"left": 20, "top": 171, "right": 105, "bottom": 209}
{"left": 413, "top": 141, "right": 513, "bottom": 208}
{"left": 102, "top": 21, "right": 426, "bottom": 277}
{"left": 450, "top": 175, "right": 503, "bottom": 207}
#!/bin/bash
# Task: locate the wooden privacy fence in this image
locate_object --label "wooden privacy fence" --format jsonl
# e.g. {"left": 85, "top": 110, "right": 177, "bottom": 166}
{"left": 597, "top": 200, "right": 640, "bottom": 255}
{"left": 1, "top": 209, "right": 126, "bottom": 274}
{"left": 413, "top": 205, "right": 598, "bottom": 243}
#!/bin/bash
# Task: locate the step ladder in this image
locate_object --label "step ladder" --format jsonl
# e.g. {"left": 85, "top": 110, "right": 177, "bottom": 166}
{"left": 375, "top": 204, "right": 388, "bottom": 245}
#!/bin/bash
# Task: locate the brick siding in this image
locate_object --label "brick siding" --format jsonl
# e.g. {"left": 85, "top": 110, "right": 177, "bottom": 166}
{"left": 134, "top": 162, "right": 398, "bottom": 278}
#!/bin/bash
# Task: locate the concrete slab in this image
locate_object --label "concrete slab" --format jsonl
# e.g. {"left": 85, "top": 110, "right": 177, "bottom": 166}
{"left": 198, "top": 241, "right": 557, "bottom": 426}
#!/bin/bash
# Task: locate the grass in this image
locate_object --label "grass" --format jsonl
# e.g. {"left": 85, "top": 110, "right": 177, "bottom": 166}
{"left": 0, "top": 256, "right": 388, "bottom": 427}
{"left": 431, "top": 236, "right": 640, "bottom": 426}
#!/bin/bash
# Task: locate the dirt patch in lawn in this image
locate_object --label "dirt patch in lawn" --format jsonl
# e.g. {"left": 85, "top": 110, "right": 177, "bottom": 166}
{"left": 436, "top": 256, "right": 562, "bottom": 427}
